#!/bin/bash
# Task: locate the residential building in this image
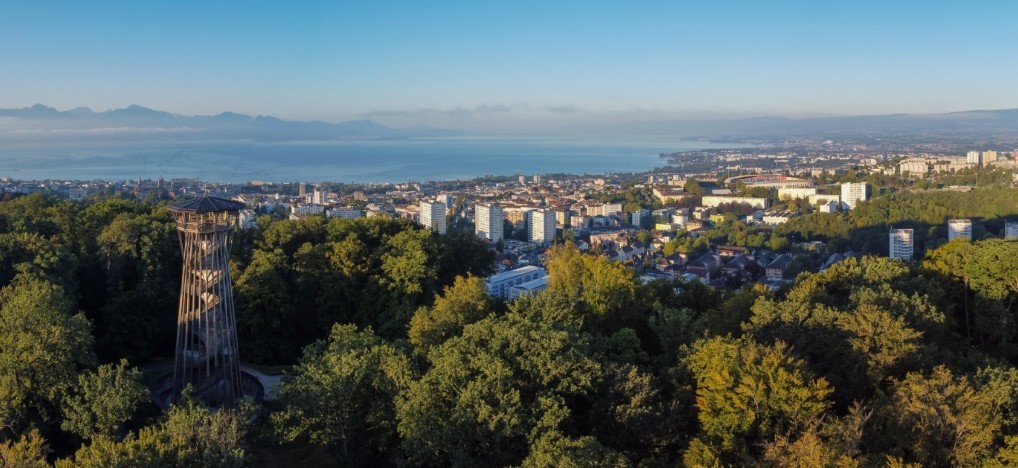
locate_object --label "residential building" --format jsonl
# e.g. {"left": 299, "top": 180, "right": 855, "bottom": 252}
{"left": 291, "top": 204, "right": 325, "bottom": 215}
{"left": 436, "top": 193, "right": 455, "bottom": 209}
{"left": 486, "top": 266, "right": 547, "bottom": 299}
{"left": 312, "top": 186, "right": 329, "bottom": 205}
{"left": 630, "top": 209, "right": 649, "bottom": 227}
{"left": 328, "top": 207, "right": 362, "bottom": 219}
{"left": 889, "top": 228, "right": 914, "bottom": 261}
{"left": 685, "top": 253, "right": 720, "bottom": 279}
{"left": 947, "top": 219, "right": 972, "bottom": 241}
{"left": 527, "top": 209, "right": 557, "bottom": 244}
{"left": 475, "top": 203, "right": 504, "bottom": 242}
{"left": 899, "top": 159, "right": 930, "bottom": 175}
{"left": 809, "top": 194, "right": 841, "bottom": 206}
{"left": 777, "top": 187, "right": 818, "bottom": 200}
{"left": 555, "top": 209, "right": 571, "bottom": 226}
{"left": 651, "top": 185, "right": 689, "bottom": 203}
{"left": 505, "top": 207, "right": 533, "bottom": 229}
{"left": 238, "top": 209, "right": 258, "bottom": 230}
{"left": 420, "top": 200, "right": 447, "bottom": 234}
{"left": 701, "top": 196, "right": 769, "bottom": 209}
{"left": 983, "top": 150, "right": 998, "bottom": 164}
{"left": 818, "top": 200, "right": 840, "bottom": 213}
{"left": 765, "top": 254, "right": 795, "bottom": 280}
{"left": 762, "top": 211, "right": 798, "bottom": 225}
{"left": 840, "top": 182, "right": 869, "bottom": 210}
{"left": 508, "top": 275, "right": 550, "bottom": 301}
{"left": 967, "top": 151, "right": 982, "bottom": 165}
{"left": 1006, "top": 221, "right": 1018, "bottom": 240}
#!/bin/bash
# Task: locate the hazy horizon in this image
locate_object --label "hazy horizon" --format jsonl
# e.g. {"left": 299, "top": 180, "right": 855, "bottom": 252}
{"left": 3, "top": 2, "right": 1018, "bottom": 131}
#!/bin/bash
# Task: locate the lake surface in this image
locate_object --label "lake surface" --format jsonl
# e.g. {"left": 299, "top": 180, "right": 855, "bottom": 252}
{"left": 0, "top": 136, "right": 738, "bottom": 183}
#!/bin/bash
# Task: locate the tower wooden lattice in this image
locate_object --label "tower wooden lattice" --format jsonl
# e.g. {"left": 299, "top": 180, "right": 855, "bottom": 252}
{"left": 169, "top": 196, "right": 246, "bottom": 405}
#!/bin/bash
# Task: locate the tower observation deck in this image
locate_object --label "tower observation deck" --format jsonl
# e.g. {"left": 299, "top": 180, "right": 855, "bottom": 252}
{"left": 169, "top": 196, "right": 246, "bottom": 405}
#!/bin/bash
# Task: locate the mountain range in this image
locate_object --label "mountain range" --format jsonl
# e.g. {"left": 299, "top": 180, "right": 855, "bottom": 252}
{"left": 0, "top": 104, "right": 462, "bottom": 141}
{"left": 4, "top": 104, "right": 1018, "bottom": 141}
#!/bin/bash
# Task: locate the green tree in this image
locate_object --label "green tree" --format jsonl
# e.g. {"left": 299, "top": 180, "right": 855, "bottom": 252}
{"left": 0, "top": 429, "right": 50, "bottom": 468}
{"left": 683, "top": 336, "right": 832, "bottom": 464}
{"left": 545, "top": 243, "right": 637, "bottom": 326}
{"left": 61, "top": 391, "right": 253, "bottom": 468}
{"left": 397, "top": 312, "right": 602, "bottom": 466}
{"left": 233, "top": 249, "right": 298, "bottom": 363}
{"left": 408, "top": 275, "right": 493, "bottom": 353}
{"left": 877, "top": 366, "right": 999, "bottom": 467}
{"left": 61, "top": 359, "right": 150, "bottom": 440}
{"left": 684, "top": 180, "right": 707, "bottom": 196}
{"left": 0, "top": 276, "right": 94, "bottom": 433}
{"left": 273, "top": 324, "right": 413, "bottom": 465}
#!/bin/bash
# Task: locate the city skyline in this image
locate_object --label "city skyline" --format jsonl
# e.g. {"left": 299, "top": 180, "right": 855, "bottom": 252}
{"left": 3, "top": 2, "right": 1018, "bottom": 130}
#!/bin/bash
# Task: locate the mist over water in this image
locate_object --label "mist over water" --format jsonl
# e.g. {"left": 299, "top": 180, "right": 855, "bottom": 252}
{"left": 0, "top": 136, "right": 739, "bottom": 183}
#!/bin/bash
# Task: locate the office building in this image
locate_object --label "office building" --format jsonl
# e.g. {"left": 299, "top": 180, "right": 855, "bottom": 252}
{"left": 947, "top": 219, "right": 972, "bottom": 241}
{"left": 840, "top": 182, "right": 869, "bottom": 210}
{"left": 889, "top": 228, "right": 914, "bottom": 261}
{"left": 475, "top": 203, "right": 504, "bottom": 242}
{"left": 528, "top": 209, "right": 556, "bottom": 244}
{"left": 420, "top": 200, "right": 447, "bottom": 234}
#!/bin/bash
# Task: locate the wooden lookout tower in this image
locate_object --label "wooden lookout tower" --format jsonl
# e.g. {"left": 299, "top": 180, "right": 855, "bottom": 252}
{"left": 168, "top": 196, "right": 246, "bottom": 405}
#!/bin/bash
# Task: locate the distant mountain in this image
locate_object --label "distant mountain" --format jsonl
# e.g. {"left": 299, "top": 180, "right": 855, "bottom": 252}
{"left": 5, "top": 104, "right": 1018, "bottom": 142}
{"left": 0, "top": 104, "right": 462, "bottom": 141}
{"left": 558, "top": 109, "right": 1018, "bottom": 139}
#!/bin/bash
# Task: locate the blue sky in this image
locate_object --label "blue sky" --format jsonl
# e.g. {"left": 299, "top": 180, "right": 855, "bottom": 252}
{"left": 2, "top": 1, "right": 1016, "bottom": 129}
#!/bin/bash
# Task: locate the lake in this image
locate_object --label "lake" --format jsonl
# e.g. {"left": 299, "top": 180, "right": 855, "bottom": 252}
{"left": 0, "top": 136, "right": 738, "bottom": 183}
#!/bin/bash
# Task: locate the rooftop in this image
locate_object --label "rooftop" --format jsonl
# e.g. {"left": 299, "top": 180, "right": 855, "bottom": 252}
{"left": 169, "top": 196, "right": 246, "bottom": 214}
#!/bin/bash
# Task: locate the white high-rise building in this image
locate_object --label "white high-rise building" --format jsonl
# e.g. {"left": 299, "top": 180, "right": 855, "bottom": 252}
{"left": 533, "top": 174, "right": 541, "bottom": 184}
{"left": 889, "top": 228, "right": 914, "bottom": 261}
{"left": 437, "top": 193, "right": 454, "bottom": 209}
{"left": 475, "top": 204, "right": 504, "bottom": 242}
{"left": 840, "top": 182, "right": 869, "bottom": 210}
{"left": 947, "top": 219, "right": 972, "bottom": 241}
{"left": 312, "top": 186, "right": 329, "bottom": 205}
{"left": 527, "top": 209, "right": 557, "bottom": 245}
{"left": 967, "top": 151, "right": 982, "bottom": 165}
{"left": 1005, "top": 221, "right": 1018, "bottom": 239}
{"left": 420, "top": 200, "right": 447, "bottom": 234}
{"left": 518, "top": 175, "right": 526, "bottom": 185}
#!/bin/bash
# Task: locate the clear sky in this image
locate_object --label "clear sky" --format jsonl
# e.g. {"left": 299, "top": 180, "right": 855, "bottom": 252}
{"left": 2, "top": 1, "right": 1017, "bottom": 129}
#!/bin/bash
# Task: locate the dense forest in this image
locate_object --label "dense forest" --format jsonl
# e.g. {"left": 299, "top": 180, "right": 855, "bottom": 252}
{"left": 1, "top": 191, "right": 1017, "bottom": 466}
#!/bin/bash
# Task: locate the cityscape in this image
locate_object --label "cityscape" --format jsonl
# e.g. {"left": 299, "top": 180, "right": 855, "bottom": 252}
{"left": 5, "top": 143, "right": 1017, "bottom": 293}
{"left": 4, "top": 1, "right": 1018, "bottom": 467}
